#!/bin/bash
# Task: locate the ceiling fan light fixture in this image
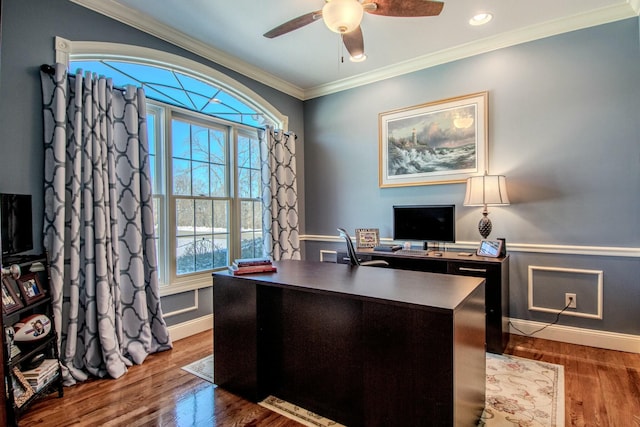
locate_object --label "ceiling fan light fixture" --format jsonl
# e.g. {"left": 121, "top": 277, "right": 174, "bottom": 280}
{"left": 350, "top": 52, "right": 367, "bottom": 62}
{"left": 469, "top": 12, "right": 493, "bottom": 26}
{"left": 322, "top": 0, "right": 364, "bottom": 34}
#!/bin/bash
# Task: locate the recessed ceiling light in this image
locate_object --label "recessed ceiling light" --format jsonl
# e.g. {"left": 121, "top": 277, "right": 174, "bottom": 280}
{"left": 469, "top": 12, "right": 493, "bottom": 26}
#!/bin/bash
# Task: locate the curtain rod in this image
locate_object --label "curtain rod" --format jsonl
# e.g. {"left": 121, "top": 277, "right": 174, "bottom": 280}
{"left": 40, "top": 64, "right": 128, "bottom": 93}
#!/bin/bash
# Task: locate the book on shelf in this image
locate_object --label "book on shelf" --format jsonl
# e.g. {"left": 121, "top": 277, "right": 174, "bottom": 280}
{"left": 21, "top": 358, "right": 59, "bottom": 379}
{"left": 28, "top": 370, "right": 59, "bottom": 391}
{"left": 228, "top": 264, "right": 277, "bottom": 275}
{"left": 233, "top": 257, "right": 272, "bottom": 267}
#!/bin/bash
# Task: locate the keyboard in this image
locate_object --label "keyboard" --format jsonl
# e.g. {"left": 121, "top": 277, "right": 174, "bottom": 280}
{"left": 396, "top": 249, "right": 430, "bottom": 256}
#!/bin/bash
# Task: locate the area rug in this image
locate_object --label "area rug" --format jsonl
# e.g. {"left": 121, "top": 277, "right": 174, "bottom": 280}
{"left": 182, "top": 353, "right": 564, "bottom": 426}
{"left": 480, "top": 353, "right": 564, "bottom": 427}
{"left": 259, "top": 396, "right": 345, "bottom": 427}
{"left": 181, "top": 355, "right": 214, "bottom": 384}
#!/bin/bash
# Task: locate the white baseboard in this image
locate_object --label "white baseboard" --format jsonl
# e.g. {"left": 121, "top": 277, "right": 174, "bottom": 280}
{"left": 509, "top": 318, "right": 640, "bottom": 354}
{"left": 167, "top": 314, "right": 213, "bottom": 342}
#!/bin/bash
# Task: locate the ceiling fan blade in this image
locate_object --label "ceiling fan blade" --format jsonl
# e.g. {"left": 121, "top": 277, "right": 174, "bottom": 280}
{"left": 363, "top": 0, "right": 444, "bottom": 17}
{"left": 342, "top": 26, "right": 365, "bottom": 58}
{"left": 263, "top": 10, "right": 323, "bottom": 38}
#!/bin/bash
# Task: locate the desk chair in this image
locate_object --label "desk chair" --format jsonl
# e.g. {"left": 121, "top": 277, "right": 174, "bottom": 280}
{"left": 337, "top": 228, "right": 389, "bottom": 267}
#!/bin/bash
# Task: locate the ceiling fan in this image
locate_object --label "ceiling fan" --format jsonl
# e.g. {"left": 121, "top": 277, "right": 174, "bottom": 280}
{"left": 263, "top": 0, "right": 445, "bottom": 60}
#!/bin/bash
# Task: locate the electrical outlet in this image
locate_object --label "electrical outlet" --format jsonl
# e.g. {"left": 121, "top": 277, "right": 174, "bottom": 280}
{"left": 565, "top": 293, "right": 576, "bottom": 309}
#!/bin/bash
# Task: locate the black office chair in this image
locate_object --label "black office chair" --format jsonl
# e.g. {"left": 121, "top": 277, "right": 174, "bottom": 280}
{"left": 337, "top": 228, "right": 389, "bottom": 267}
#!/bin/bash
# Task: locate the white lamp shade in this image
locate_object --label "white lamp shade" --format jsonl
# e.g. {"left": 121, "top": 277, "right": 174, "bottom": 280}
{"left": 322, "top": 0, "right": 364, "bottom": 34}
{"left": 464, "top": 175, "right": 510, "bottom": 206}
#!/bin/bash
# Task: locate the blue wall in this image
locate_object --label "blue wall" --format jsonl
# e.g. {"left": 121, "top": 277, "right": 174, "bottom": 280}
{"left": 303, "top": 18, "right": 640, "bottom": 337}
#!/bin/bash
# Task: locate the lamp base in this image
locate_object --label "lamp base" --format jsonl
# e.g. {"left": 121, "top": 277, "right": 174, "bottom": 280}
{"left": 478, "top": 214, "right": 492, "bottom": 239}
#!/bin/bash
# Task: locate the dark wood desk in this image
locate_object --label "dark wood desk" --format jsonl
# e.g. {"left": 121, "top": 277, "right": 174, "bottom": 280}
{"left": 338, "top": 249, "right": 509, "bottom": 353}
{"left": 213, "top": 260, "right": 486, "bottom": 426}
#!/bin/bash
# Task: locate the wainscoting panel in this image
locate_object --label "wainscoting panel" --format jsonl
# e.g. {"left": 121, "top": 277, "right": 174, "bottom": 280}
{"left": 320, "top": 250, "right": 338, "bottom": 263}
{"left": 528, "top": 265, "right": 603, "bottom": 319}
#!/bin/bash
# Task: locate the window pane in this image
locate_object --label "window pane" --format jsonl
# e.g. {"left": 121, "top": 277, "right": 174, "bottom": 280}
{"left": 192, "top": 125, "right": 210, "bottom": 162}
{"left": 210, "top": 164, "right": 226, "bottom": 197}
{"left": 249, "top": 137, "right": 261, "bottom": 169}
{"left": 175, "top": 198, "right": 194, "bottom": 236}
{"left": 173, "top": 159, "right": 191, "bottom": 195}
{"left": 238, "top": 168, "right": 251, "bottom": 199}
{"left": 153, "top": 196, "right": 160, "bottom": 261}
{"left": 172, "top": 120, "right": 190, "bottom": 159}
{"left": 213, "top": 234, "right": 229, "bottom": 267}
{"left": 192, "top": 160, "right": 210, "bottom": 196}
{"left": 238, "top": 136, "right": 251, "bottom": 168}
{"left": 213, "top": 200, "right": 228, "bottom": 231}
{"left": 253, "top": 202, "right": 262, "bottom": 232}
{"left": 195, "top": 236, "right": 214, "bottom": 271}
{"left": 147, "top": 113, "right": 156, "bottom": 155}
{"left": 251, "top": 169, "right": 261, "bottom": 199}
{"left": 195, "top": 199, "right": 213, "bottom": 231}
{"left": 210, "top": 129, "right": 225, "bottom": 164}
{"left": 176, "top": 235, "right": 195, "bottom": 275}
{"left": 240, "top": 200, "right": 263, "bottom": 259}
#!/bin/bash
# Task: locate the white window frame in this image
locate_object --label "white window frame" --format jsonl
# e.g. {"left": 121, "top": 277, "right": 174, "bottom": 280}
{"left": 55, "top": 37, "right": 288, "bottom": 295}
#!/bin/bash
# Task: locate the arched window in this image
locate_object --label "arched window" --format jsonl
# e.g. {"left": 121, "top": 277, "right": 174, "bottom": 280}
{"left": 56, "top": 37, "right": 288, "bottom": 291}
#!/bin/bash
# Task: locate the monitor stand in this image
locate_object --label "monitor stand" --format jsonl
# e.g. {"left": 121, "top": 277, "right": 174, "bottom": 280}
{"left": 423, "top": 242, "right": 443, "bottom": 252}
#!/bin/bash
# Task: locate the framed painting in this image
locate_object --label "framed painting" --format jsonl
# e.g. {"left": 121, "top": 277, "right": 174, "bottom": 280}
{"left": 379, "top": 92, "right": 488, "bottom": 187}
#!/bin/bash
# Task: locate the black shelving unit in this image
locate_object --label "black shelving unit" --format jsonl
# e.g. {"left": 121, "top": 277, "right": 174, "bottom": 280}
{"left": 2, "top": 254, "right": 63, "bottom": 426}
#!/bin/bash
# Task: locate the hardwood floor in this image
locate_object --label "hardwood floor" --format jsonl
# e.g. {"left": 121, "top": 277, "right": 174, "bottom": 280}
{"left": 17, "top": 330, "right": 640, "bottom": 426}
{"left": 506, "top": 335, "right": 640, "bottom": 426}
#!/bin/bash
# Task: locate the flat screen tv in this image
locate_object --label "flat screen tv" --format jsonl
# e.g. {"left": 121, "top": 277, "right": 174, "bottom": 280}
{"left": 393, "top": 205, "right": 456, "bottom": 243}
{"left": 1, "top": 193, "right": 34, "bottom": 258}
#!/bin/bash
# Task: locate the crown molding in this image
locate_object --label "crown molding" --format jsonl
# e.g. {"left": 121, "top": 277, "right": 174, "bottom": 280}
{"left": 305, "top": 2, "right": 640, "bottom": 99}
{"left": 70, "top": 0, "right": 638, "bottom": 101}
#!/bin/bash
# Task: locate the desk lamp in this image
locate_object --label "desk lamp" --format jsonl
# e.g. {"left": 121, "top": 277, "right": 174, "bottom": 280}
{"left": 464, "top": 175, "right": 510, "bottom": 239}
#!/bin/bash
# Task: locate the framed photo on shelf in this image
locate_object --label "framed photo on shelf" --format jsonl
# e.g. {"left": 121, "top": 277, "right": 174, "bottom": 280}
{"left": 12, "top": 367, "right": 34, "bottom": 408}
{"left": 2, "top": 277, "right": 24, "bottom": 314}
{"left": 379, "top": 91, "right": 488, "bottom": 187}
{"left": 355, "top": 228, "right": 380, "bottom": 248}
{"left": 17, "top": 273, "right": 45, "bottom": 305}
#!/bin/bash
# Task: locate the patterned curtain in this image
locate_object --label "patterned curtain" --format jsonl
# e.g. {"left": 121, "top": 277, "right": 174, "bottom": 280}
{"left": 259, "top": 127, "right": 301, "bottom": 261}
{"left": 40, "top": 63, "right": 172, "bottom": 385}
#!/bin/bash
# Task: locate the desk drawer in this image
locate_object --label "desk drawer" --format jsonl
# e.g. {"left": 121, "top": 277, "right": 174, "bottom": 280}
{"left": 447, "top": 261, "right": 498, "bottom": 278}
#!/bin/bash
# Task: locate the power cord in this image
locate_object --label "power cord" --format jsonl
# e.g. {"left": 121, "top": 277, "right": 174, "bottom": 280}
{"left": 509, "top": 297, "right": 574, "bottom": 337}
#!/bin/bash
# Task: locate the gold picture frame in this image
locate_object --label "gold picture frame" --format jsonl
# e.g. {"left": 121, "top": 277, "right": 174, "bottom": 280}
{"left": 379, "top": 92, "right": 488, "bottom": 187}
{"left": 12, "top": 367, "right": 34, "bottom": 407}
{"left": 355, "top": 228, "right": 380, "bottom": 248}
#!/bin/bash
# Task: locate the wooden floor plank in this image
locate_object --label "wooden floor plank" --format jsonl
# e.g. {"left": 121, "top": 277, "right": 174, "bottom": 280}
{"left": 15, "top": 331, "right": 640, "bottom": 426}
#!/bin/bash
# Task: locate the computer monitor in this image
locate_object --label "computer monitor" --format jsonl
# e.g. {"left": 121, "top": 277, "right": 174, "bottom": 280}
{"left": 393, "top": 205, "right": 456, "bottom": 244}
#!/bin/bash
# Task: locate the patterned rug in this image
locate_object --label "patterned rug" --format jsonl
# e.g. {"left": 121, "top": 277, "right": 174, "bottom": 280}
{"left": 182, "top": 353, "right": 564, "bottom": 426}
{"left": 181, "top": 355, "right": 214, "bottom": 384}
{"left": 481, "top": 354, "right": 564, "bottom": 426}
